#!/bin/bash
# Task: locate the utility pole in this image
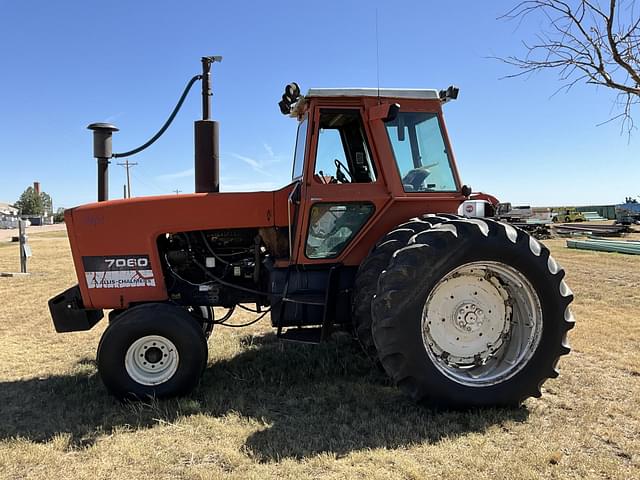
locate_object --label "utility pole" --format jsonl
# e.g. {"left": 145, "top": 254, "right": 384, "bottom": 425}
{"left": 173, "top": 189, "right": 182, "bottom": 195}
{"left": 117, "top": 159, "right": 138, "bottom": 198}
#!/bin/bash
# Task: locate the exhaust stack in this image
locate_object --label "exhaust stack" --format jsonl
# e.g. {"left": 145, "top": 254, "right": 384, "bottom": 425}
{"left": 195, "top": 56, "right": 222, "bottom": 193}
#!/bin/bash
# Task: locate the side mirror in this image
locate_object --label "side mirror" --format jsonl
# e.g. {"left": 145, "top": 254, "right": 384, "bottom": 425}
{"left": 384, "top": 103, "right": 400, "bottom": 122}
{"left": 368, "top": 102, "right": 401, "bottom": 122}
{"left": 461, "top": 185, "right": 472, "bottom": 197}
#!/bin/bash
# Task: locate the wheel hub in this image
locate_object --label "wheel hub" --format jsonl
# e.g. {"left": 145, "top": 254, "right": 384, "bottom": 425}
{"left": 144, "top": 346, "right": 163, "bottom": 364}
{"left": 125, "top": 335, "right": 179, "bottom": 386}
{"left": 421, "top": 261, "right": 542, "bottom": 386}
{"left": 455, "top": 303, "right": 485, "bottom": 332}
{"left": 423, "top": 269, "right": 510, "bottom": 365}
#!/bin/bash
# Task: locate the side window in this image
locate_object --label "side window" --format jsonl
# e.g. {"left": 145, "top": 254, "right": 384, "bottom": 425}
{"left": 292, "top": 116, "right": 308, "bottom": 180}
{"left": 314, "top": 110, "right": 377, "bottom": 184}
{"left": 306, "top": 203, "right": 374, "bottom": 259}
{"left": 385, "top": 112, "right": 458, "bottom": 192}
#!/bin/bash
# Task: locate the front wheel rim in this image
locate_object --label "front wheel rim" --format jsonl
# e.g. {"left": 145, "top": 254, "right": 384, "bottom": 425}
{"left": 421, "top": 261, "right": 543, "bottom": 387}
{"left": 125, "top": 335, "right": 179, "bottom": 386}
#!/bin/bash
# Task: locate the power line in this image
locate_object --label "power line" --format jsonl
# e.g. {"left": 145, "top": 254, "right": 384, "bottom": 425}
{"left": 129, "top": 169, "right": 166, "bottom": 196}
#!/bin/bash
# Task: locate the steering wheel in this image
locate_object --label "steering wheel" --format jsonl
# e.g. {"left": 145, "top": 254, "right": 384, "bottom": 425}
{"left": 402, "top": 163, "right": 439, "bottom": 190}
{"left": 334, "top": 159, "right": 352, "bottom": 183}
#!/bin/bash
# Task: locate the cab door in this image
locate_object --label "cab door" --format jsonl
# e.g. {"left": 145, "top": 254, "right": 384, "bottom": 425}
{"left": 292, "top": 106, "right": 390, "bottom": 265}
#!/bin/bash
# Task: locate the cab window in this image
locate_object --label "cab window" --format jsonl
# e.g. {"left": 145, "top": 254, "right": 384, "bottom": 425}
{"left": 313, "top": 110, "right": 376, "bottom": 184}
{"left": 306, "top": 203, "right": 374, "bottom": 259}
{"left": 292, "top": 116, "right": 308, "bottom": 180}
{"left": 384, "top": 112, "right": 457, "bottom": 192}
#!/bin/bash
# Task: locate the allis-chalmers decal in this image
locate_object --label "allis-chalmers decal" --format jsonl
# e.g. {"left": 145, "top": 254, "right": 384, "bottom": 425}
{"left": 82, "top": 255, "right": 155, "bottom": 289}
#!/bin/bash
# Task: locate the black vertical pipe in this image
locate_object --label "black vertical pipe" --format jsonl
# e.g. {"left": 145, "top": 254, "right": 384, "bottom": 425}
{"left": 194, "top": 120, "right": 219, "bottom": 193}
{"left": 201, "top": 57, "right": 212, "bottom": 121}
{"left": 195, "top": 56, "right": 221, "bottom": 193}
{"left": 97, "top": 158, "right": 109, "bottom": 201}
{"left": 88, "top": 123, "right": 119, "bottom": 202}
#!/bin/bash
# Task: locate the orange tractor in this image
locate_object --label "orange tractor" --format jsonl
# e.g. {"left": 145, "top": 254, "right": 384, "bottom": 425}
{"left": 49, "top": 58, "right": 574, "bottom": 407}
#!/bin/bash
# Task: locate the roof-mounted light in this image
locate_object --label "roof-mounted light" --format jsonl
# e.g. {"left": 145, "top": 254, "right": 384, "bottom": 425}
{"left": 278, "top": 82, "right": 301, "bottom": 115}
{"left": 439, "top": 85, "right": 459, "bottom": 103}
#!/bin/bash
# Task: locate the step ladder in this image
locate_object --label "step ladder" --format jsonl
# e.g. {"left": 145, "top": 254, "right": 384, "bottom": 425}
{"left": 277, "top": 265, "right": 340, "bottom": 344}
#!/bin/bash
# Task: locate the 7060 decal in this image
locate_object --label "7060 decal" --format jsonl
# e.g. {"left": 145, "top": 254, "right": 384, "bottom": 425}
{"left": 82, "top": 255, "right": 155, "bottom": 289}
{"left": 104, "top": 257, "right": 149, "bottom": 269}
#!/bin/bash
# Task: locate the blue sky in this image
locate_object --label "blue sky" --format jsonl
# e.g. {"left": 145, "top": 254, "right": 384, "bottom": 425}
{"left": 0, "top": 0, "right": 637, "bottom": 209}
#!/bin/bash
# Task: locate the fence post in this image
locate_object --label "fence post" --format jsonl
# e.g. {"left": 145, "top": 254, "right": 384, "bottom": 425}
{"left": 18, "top": 219, "right": 29, "bottom": 273}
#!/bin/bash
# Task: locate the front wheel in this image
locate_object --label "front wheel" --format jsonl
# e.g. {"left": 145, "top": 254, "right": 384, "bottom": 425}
{"left": 97, "top": 303, "right": 208, "bottom": 400}
{"left": 371, "top": 217, "right": 575, "bottom": 408}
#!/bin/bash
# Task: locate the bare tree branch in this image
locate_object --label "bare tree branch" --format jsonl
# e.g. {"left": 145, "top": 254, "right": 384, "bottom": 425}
{"left": 497, "top": 0, "right": 640, "bottom": 136}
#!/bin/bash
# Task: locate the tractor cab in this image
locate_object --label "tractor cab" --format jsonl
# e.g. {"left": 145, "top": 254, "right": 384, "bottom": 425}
{"left": 280, "top": 86, "right": 466, "bottom": 265}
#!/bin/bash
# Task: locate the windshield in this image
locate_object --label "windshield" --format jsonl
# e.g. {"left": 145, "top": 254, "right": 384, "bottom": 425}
{"left": 384, "top": 112, "right": 457, "bottom": 192}
{"left": 292, "top": 116, "right": 308, "bottom": 180}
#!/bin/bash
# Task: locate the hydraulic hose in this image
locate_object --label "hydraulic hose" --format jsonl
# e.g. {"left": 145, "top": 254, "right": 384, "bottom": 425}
{"left": 113, "top": 74, "right": 202, "bottom": 158}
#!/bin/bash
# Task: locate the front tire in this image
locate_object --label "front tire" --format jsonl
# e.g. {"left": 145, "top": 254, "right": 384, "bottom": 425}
{"left": 371, "top": 217, "right": 574, "bottom": 408}
{"left": 97, "top": 303, "right": 208, "bottom": 400}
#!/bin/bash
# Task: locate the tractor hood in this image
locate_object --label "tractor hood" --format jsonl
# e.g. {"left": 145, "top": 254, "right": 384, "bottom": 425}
{"left": 64, "top": 184, "right": 295, "bottom": 309}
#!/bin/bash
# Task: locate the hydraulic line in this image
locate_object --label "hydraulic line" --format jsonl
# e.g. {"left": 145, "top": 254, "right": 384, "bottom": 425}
{"left": 113, "top": 74, "right": 202, "bottom": 159}
{"left": 164, "top": 252, "right": 280, "bottom": 299}
{"left": 216, "top": 309, "right": 270, "bottom": 328}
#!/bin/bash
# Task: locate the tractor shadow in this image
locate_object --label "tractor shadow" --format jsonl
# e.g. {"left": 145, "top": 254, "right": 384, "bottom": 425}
{"left": 0, "top": 334, "right": 529, "bottom": 459}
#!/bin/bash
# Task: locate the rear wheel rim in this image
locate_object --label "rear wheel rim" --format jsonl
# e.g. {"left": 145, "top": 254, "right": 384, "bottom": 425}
{"left": 421, "top": 261, "right": 543, "bottom": 387}
{"left": 125, "top": 335, "right": 179, "bottom": 386}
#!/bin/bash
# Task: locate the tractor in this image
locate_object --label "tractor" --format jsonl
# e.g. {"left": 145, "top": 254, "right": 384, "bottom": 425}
{"left": 49, "top": 58, "right": 574, "bottom": 407}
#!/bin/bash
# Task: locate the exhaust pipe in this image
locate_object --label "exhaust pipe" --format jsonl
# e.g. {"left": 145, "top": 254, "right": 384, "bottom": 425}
{"left": 195, "top": 56, "right": 222, "bottom": 193}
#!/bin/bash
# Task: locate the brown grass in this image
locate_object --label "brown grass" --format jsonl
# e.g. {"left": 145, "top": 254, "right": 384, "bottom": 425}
{"left": 0, "top": 232, "right": 638, "bottom": 479}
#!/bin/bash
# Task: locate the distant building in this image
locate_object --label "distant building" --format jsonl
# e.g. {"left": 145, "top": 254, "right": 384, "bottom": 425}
{"left": 0, "top": 202, "right": 20, "bottom": 229}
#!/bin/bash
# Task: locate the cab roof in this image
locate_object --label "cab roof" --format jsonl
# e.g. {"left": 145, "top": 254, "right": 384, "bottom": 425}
{"left": 305, "top": 88, "right": 440, "bottom": 100}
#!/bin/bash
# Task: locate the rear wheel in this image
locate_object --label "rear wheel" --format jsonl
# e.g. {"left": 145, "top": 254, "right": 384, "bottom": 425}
{"left": 371, "top": 217, "right": 574, "bottom": 407}
{"left": 352, "top": 216, "right": 450, "bottom": 355}
{"left": 97, "top": 303, "right": 208, "bottom": 400}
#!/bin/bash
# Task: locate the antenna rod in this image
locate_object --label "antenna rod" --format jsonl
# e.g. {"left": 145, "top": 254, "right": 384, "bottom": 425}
{"left": 375, "top": 9, "right": 380, "bottom": 104}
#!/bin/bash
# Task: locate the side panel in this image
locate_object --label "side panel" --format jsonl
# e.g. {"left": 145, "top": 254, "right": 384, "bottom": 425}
{"left": 68, "top": 190, "right": 285, "bottom": 309}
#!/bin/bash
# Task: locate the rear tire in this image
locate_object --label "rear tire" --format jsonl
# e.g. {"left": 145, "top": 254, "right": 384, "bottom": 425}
{"left": 352, "top": 216, "right": 450, "bottom": 355}
{"left": 371, "top": 217, "right": 574, "bottom": 408}
{"left": 97, "top": 303, "right": 208, "bottom": 400}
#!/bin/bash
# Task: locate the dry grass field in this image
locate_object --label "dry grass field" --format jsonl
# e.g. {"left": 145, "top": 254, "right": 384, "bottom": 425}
{"left": 0, "top": 229, "right": 638, "bottom": 479}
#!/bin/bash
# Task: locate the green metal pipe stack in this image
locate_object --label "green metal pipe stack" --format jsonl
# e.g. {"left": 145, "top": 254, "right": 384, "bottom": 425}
{"left": 566, "top": 238, "right": 640, "bottom": 255}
